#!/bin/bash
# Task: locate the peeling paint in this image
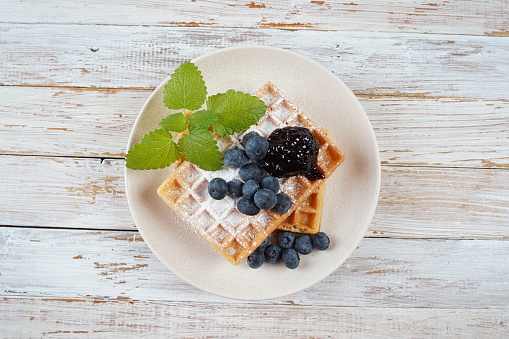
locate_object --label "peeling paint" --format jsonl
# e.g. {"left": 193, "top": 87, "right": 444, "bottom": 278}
{"left": 41, "top": 298, "right": 86, "bottom": 303}
{"left": 65, "top": 178, "right": 124, "bottom": 204}
{"left": 94, "top": 262, "right": 148, "bottom": 274}
{"left": 258, "top": 22, "right": 314, "bottom": 30}
{"left": 157, "top": 21, "right": 214, "bottom": 26}
{"left": 486, "top": 30, "right": 509, "bottom": 36}
{"left": 113, "top": 235, "right": 144, "bottom": 242}
{"left": 246, "top": 2, "right": 266, "bottom": 8}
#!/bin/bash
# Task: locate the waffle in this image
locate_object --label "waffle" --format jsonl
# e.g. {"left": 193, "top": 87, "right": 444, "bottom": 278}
{"left": 157, "top": 82, "right": 345, "bottom": 265}
{"left": 171, "top": 156, "right": 327, "bottom": 235}
{"left": 277, "top": 172, "right": 326, "bottom": 235}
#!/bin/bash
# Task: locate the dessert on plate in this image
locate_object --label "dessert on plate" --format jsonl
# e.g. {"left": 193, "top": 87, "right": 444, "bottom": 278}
{"left": 157, "top": 82, "right": 344, "bottom": 265}
{"left": 126, "top": 62, "right": 345, "bottom": 267}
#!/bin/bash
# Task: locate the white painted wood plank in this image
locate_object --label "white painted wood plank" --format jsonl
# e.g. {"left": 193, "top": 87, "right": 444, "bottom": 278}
{"left": 0, "top": 156, "right": 134, "bottom": 230}
{"left": 369, "top": 166, "right": 509, "bottom": 239}
{"left": 1, "top": 298, "right": 508, "bottom": 338}
{"left": 0, "top": 87, "right": 145, "bottom": 158}
{"left": 2, "top": 86, "right": 508, "bottom": 168}
{"left": 1, "top": 24, "right": 508, "bottom": 100}
{"left": 1, "top": 155, "right": 508, "bottom": 238}
{"left": 364, "top": 95, "right": 509, "bottom": 169}
{"left": 1, "top": 228, "right": 508, "bottom": 308}
{"left": 1, "top": 0, "right": 508, "bottom": 36}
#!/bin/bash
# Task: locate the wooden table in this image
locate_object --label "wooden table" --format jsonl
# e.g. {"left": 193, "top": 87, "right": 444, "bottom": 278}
{"left": 1, "top": 1, "right": 508, "bottom": 337}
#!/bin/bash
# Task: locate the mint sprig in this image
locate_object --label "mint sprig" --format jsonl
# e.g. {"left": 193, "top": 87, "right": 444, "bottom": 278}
{"left": 125, "top": 61, "right": 268, "bottom": 171}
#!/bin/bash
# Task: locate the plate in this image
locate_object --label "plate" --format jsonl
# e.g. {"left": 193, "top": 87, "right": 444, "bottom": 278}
{"left": 125, "top": 45, "right": 380, "bottom": 300}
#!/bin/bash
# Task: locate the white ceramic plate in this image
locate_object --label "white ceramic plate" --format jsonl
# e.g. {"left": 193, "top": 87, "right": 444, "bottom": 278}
{"left": 125, "top": 45, "right": 380, "bottom": 300}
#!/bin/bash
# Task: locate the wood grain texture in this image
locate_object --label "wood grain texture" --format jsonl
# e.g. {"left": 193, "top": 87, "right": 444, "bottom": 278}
{"left": 1, "top": 298, "right": 508, "bottom": 338}
{"left": 1, "top": 24, "right": 508, "bottom": 100}
{"left": 369, "top": 166, "right": 509, "bottom": 239}
{"left": 1, "top": 0, "right": 508, "bottom": 36}
{"left": 0, "top": 156, "right": 133, "bottom": 229}
{"left": 2, "top": 86, "right": 508, "bottom": 168}
{"left": 1, "top": 227, "right": 508, "bottom": 308}
{"left": 1, "top": 155, "right": 508, "bottom": 238}
{"left": 364, "top": 95, "right": 509, "bottom": 169}
{"left": 2, "top": 0, "right": 508, "bottom": 333}
{"left": 0, "top": 87, "right": 146, "bottom": 158}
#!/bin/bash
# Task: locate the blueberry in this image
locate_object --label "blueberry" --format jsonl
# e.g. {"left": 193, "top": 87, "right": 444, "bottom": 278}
{"left": 239, "top": 163, "right": 263, "bottom": 182}
{"left": 259, "top": 175, "right": 280, "bottom": 193}
{"left": 259, "top": 236, "right": 270, "bottom": 249}
{"left": 242, "top": 180, "right": 259, "bottom": 199}
{"left": 237, "top": 198, "right": 260, "bottom": 216}
{"left": 245, "top": 135, "right": 269, "bottom": 160}
{"left": 264, "top": 244, "right": 282, "bottom": 264}
{"left": 277, "top": 231, "right": 295, "bottom": 249}
{"left": 241, "top": 131, "right": 261, "bottom": 147}
{"left": 254, "top": 189, "right": 277, "bottom": 210}
{"left": 247, "top": 248, "right": 264, "bottom": 269}
{"left": 272, "top": 193, "right": 292, "bottom": 214}
{"left": 223, "top": 148, "right": 250, "bottom": 168}
{"left": 294, "top": 234, "right": 313, "bottom": 255}
{"left": 282, "top": 249, "right": 300, "bottom": 269}
{"left": 313, "top": 232, "right": 330, "bottom": 250}
{"left": 227, "top": 180, "right": 244, "bottom": 198}
{"left": 208, "top": 178, "right": 227, "bottom": 200}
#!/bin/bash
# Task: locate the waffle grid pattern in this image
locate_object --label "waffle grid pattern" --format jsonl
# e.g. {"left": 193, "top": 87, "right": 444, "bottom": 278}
{"left": 277, "top": 182, "right": 326, "bottom": 234}
{"left": 157, "top": 82, "right": 345, "bottom": 265}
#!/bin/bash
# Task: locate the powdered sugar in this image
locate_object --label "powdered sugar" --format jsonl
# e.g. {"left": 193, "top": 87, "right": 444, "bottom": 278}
{"left": 157, "top": 82, "right": 345, "bottom": 265}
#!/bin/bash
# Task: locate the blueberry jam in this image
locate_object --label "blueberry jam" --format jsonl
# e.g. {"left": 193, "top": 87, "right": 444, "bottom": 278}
{"left": 260, "top": 127, "right": 324, "bottom": 181}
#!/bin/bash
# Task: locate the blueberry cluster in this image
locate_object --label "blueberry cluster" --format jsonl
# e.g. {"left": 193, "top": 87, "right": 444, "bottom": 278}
{"left": 207, "top": 132, "right": 293, "bottom": 216}
{"left": 247, "top": 231, "right": 330, "bottom": 269}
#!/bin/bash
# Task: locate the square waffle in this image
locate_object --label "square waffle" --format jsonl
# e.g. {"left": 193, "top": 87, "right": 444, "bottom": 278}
{"left": 277, "top": 178, "right": 326, "bottom": 235}
{"left": 157, "top": 82, "right": 345, "bottom": 265}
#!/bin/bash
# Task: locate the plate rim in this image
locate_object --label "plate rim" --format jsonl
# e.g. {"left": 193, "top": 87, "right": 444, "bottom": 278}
{"left": 124, "top": 45, "right": 381, "bottom": 300}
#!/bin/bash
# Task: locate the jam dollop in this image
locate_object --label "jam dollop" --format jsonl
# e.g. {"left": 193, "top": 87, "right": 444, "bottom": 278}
{"left": 260, "top": 126, "right": 324, "bottom": 181}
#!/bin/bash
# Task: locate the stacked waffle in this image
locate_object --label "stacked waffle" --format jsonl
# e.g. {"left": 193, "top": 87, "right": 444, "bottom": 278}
{"left": 157, "top": 82, "right": 345, "bottom": 265}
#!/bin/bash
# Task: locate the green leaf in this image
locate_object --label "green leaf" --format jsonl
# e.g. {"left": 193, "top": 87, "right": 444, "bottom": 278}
{"left": 159, "top": 112, "right": 188, "bottom": 133}
{"left": 125, "top": 129, "right": 180, "bottom": 170}
{"left": 188, "top": 110, "right": 218, "bottom": 128}
{"left": 163, "top": 61, "right": 207, "bottom": 111}
{"left": 178, "top": 127, "right": 223, "bottom": 171}
{"left": 211, "top": 122, "right": 230, "bottom": 138}
{"left": 207, "top": 89, "right": 267, "bottom": 137}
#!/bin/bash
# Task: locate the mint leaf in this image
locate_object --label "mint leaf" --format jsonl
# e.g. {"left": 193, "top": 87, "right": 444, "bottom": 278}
{"left": 188, "top": 110, "right": 218, "bottom": 128}
{"left": 207, "top": 89, "right": 267, "bottom": 137}
{"left": 211, "top": 122, "right": 231, "bottom": 138}
{"left": 125, "top": 129, "right": 180, "bottom": 170}
{"left": 163, "top": 62, "right": 207, "bottom": 111}
{"left": 159, "top": 112, "right": 188, "bottom": 133}
{"left": 178, "top": 126, "right": 223, "bottom": 171}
